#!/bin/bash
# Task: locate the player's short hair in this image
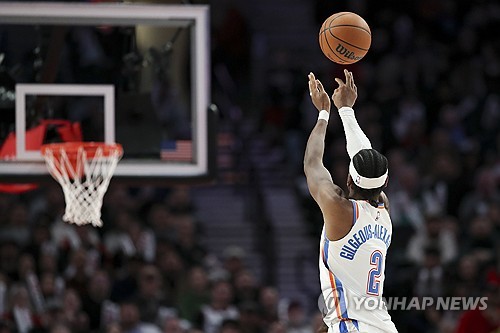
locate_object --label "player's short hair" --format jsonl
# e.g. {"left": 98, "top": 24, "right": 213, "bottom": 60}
{"left": 351, "top": 149, "right": 388, "bottom": 203}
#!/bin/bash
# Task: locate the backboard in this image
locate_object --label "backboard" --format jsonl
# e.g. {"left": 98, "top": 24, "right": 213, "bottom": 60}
{"left": 0, "top": 2, "right": 214, "bottom": 183}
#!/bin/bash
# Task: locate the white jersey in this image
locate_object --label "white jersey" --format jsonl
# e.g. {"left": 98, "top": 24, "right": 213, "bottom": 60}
{"left": 319, "top": 200, "right": 398, "bottom": 333}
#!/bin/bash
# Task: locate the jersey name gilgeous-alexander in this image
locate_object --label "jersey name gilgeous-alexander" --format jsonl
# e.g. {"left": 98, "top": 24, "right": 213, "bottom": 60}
{"left": 339, "top": 220, "right": 391, "bottom": 260}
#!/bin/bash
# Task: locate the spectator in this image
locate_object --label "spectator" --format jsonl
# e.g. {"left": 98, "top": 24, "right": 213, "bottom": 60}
{"left": 222, "top": 246, "right": 246, "bottom": 282}
{"left": 451, "top": 254, "right": 482, "bottom": 298}
{"left": 173, "top": 214, "right": 206, "bottom": 266}
{"left": 285, "top": 301, "right": 312, "bottom": 333}
{"left": 413, "top": 246, "right": 444, "bottom": 298}
{"left": 110, "top": 255, "right": 141, "bottom": 303}
{"left": 127, "top": 219, "right": 156, "bottom": 263}
{"left": 82, "top": 270, "right": 113, "bottom": 331}
{"left": 43, "top": 299, "right": 65, "bottom": 332}
{"left": 51, "top": 220, "right": 99, "bottom": 253}
{"left": 38, "top": 250, "right": 60, "bottom": 277}
{"left": 233, "top": 270, "right": 258, "bottom": 305}
{"left": 29, "top": 184, "right": 65, "bottom": 222}
{"left": 133, "top": 264, "right": 170, "bottom": 323}
{"left": 177, "top": 267, "right": 209, "bottom": 323}
{"left": 406, "top": 214, "right": 458, "bottom": 265}
{"left": 104, "top": 211, "right": 136, "bottom": 258}
{"left": 0, "top": 203, "right": 30, "bottom": 246}
{"left": 238, "top": 302, "right": 262, "bottom": 333}
{"left": 3, "top": 284, "right": 42, "bottom": 333}
{"left": 61, "top": 288, "right": 89, "bottom": 332}
{"left": 459, "top": 167, "right": 500, "bottom": 223}
{"left": 464, "top": 215, "right": 497, "bottom": 264}
{"left": 196, "top": 281, "right": 239, "bottom": 333}
{"left": 119, "top": 302, "right": 161, "bottom": 333}
{"left": 165, "top": 187, "right": 195, "bottom": 215}
{"left": 258, "top": 286, "right": 280, "bottom": 326}
{"left": 157, "top": 244, "right": 186, "bottom": 304}
{"left": 17, "top": 253, "right": 36, "bottom": 281}
{"left": 387, "top": 164, "right": 425, "bottom": 229}
{"left": 421, "top": 150, "right": 467, "bottom": 217}
{"left": 39, "top": 272, "right": 63, "bottom": 305}
{"left": 147, "top": 204, "right": 174, "bottom": 239}
{"left": 24, "top": 217, "right": 53, "bottom": 263}
{"left": 65, "top": 248, "right": 92, "bottom": 297}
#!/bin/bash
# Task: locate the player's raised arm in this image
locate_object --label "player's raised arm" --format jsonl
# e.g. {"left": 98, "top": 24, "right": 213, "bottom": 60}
{"left": 304, "top": 72, "right": 352, "bottom": 240}
{"left": 333, "top": 69, "right": 390, "bottom": 210}
{"left": 333, "top": 69, "right": 371, "bottom": 158}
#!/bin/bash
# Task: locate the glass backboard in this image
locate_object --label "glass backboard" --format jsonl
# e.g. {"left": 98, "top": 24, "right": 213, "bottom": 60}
{"left": 0, "top": 2, "right": 214, "bottom": 183}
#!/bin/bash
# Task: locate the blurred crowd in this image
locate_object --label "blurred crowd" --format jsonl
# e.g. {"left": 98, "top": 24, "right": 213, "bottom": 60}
{"left": 0, "top": 185, "right": 322, "bottom": 333}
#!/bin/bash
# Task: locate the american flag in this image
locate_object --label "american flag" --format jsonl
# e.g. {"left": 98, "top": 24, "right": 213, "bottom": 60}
{"left": 160, "top": 140, "right": 193, "bottom": 162}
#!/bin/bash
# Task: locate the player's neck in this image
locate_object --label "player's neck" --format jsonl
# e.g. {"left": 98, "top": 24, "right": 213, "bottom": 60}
{"left": 349, "top": 193, "right": 378, "bottom": 203}
{"left": 349, "top": 193, "right": 365, "bottom": 201}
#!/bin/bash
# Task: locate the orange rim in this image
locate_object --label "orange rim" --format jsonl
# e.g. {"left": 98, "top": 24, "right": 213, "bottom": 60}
{"left": 41, "top": 142, "right": 123, "bottom": 159}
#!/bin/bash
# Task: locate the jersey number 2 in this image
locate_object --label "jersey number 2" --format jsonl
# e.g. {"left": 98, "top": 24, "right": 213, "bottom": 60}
{"left": 367, "top": 250, "right": 383, "bottom": 296}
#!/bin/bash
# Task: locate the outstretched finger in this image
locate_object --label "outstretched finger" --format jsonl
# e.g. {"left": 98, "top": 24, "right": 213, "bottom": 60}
{"left": 344, "top": 69, "right": 352, "bottom": 87}
{"left": 349, "top": 72, "right": 355, "bottom": 89}
{"left": 335, "top": 78, "right": 345, "bottom": 87}
{"left": 309, "top": 72, "right": 317, "bottom": 92}
{"left": 316, "top": 80, "right": 325, "bottom": 93}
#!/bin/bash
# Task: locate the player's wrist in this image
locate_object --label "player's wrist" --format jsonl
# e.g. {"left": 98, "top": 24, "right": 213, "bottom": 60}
{"left": 338, "top": 106, "right": 354, "bottom": 114}
{"left": 318, "top": 110, "right": 330, "bottom": 122}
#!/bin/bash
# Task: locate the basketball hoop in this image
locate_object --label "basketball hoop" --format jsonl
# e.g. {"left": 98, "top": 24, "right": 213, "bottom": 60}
{"left": 41, "top": 142, "right": 123, "bottom": 227}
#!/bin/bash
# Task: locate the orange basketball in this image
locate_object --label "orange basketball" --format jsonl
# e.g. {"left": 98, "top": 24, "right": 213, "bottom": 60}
{"left": 319, "top": 12, "right": 371, "bottom": 64}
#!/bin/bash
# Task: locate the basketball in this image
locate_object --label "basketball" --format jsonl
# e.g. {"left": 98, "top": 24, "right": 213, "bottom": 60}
{"left": 319, "top": 12, "right": 371, "bottom": 64}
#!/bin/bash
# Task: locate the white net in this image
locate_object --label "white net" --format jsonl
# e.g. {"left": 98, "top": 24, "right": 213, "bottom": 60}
{"left": 42, "top": 144, "right": 122, "bottom": 227}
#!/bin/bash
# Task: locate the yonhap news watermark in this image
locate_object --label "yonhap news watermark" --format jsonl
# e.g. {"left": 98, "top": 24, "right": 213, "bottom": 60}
{"left": 318, "top": 295, "right": 488, "bottom": 313}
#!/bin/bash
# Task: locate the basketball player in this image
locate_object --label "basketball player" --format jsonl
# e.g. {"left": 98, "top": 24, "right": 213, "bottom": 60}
{"left": 304, "top": 69, "right": 398, "bottom": 333}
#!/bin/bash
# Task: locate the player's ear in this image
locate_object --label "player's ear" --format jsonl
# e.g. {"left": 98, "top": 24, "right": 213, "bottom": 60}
{"left": 347, "top": 174, "right": 353, "bottom": 189}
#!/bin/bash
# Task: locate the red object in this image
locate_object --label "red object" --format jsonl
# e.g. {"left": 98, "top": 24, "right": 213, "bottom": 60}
{"left": 455, "top": 308, "right": 498, "bottom": 333}
{"left": 486, "top": 268, "right": 500, "bottom": 286}
{"left": 0, "top": 183, "right": 39, "bottom": 193}
{"left": 0, "top": 120, "right": 82, "bottom": 193}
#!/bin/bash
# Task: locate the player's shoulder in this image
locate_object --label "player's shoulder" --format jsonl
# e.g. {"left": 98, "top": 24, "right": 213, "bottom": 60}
{"left": 322, "top": 196, "right": 356, "bottom": 241}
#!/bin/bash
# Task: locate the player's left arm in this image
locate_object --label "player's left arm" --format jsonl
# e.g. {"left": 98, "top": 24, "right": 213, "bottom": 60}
{"left": 303, "top": 120, "right": 343, "bottom": 200}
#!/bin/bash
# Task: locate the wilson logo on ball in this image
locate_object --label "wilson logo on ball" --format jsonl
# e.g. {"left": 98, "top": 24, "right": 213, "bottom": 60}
{"left": 336, "top": 44, "right": 362, "bottom": 61}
